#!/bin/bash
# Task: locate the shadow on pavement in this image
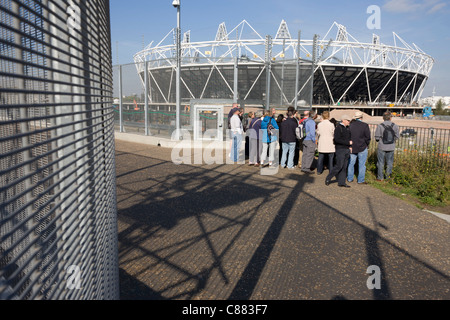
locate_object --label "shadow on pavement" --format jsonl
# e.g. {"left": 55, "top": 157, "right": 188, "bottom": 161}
{"left": 115, "top": 143, "right": 450, "bottom": 300}
{"left": 116, "top": 151, "right": 313, "bottom": 299}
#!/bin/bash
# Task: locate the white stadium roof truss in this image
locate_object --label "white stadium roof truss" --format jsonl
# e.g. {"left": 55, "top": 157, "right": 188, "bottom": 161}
{"left": 134, "top": 20, "right": 434, "bottom": 106}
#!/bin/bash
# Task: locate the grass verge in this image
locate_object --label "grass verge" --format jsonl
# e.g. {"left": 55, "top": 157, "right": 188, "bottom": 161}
{"left": 366, "top": 150, "right": 450, "bottom": 214}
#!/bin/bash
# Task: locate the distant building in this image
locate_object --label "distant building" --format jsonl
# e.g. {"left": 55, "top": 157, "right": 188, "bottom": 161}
{"left": 420, "top": 96, "right": 450, "bottom": 108}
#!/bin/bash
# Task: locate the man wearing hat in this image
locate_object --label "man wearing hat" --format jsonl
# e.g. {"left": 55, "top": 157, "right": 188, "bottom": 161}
{"left": 325, "top": 114, "right": 352, "bottom": 188}
{"left": 347, "top": 111, "right": 371, "bottom": 184}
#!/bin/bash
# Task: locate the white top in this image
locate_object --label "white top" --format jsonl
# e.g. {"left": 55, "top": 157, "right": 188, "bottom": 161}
{"left": 230, "top": 114, "right": 243, "bottom": 134}
{"left": 316, "top": 119, "right": 336, "bottom": 153}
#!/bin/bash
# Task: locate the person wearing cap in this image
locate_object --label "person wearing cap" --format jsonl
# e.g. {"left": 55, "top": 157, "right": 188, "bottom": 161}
{"left": 325, "top": 114, "right": 352, "bottom": 188}
{"left": 347, "top": 111, "right": 371, "bottom": 184}
{"left": 247, "top": 111, "right": 263, "bottom": 166}
{"left": 227, "top": 106, "right": 240, "bottom": 131}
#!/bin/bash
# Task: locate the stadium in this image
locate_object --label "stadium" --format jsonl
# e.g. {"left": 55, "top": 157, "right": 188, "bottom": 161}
{"left": 133, "top": 20, "right": 434, "bottom": 116}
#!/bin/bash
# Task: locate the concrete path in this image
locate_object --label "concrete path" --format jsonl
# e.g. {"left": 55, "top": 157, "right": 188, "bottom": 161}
{"left": 115, "top": 139, "right": 450, "bottom": 300}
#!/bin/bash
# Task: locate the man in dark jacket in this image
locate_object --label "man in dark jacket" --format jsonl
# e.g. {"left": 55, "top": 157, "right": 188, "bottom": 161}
{"left": 347, "top": 111, "right": 371, "bottom": 184}
{"left": 326, "top": 114, "right": 352, "bottom": 188}
{"left": 280, "top": 111, "right": 298, "bottom": 169}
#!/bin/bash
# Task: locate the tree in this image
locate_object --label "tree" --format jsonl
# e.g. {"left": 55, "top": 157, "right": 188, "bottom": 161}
{"left": 435, "top": 99, "right": 444, "bottom": 115}
{"left": 435, "top": 99, "right": 449, "bottom": 116}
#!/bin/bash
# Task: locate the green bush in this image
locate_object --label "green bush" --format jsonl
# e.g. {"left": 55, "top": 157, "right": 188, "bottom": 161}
{"left": 367, "top": 150, "right": 450, "bottom": 207}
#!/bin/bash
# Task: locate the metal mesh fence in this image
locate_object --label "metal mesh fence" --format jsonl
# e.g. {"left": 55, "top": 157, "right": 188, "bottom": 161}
{"left": 0, "top": 0, "right": 119, "bottom": 300}
{"left": 367, "top": 124, "right": 450, "bottom": 170}
{"left": 112, "top": 58, "right": 314, "bottom": 139}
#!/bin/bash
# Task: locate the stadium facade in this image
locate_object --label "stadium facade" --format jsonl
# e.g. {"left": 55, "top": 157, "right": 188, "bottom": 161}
{"left": 133, "top": 20, "right": 434, "bottom": 111}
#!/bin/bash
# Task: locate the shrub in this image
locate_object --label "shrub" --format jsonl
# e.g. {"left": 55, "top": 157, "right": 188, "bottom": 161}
{"left": 367, "top": 150, "right": 449, "bottom": 206}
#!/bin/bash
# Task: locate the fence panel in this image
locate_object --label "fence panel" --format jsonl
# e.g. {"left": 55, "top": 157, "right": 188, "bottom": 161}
{"left": 0, "top": 0, "right": 119, "bottom": 300}
{"left": 112, "top": 58, "right": 314, "bottom": 139}
{"left": 368, "top": 124, "right": 450, "bottom": 170}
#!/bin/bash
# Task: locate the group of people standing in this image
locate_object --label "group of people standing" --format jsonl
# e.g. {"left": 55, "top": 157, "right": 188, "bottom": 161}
{"left": 229, "top": 106, "right": 400, "bottom": 187}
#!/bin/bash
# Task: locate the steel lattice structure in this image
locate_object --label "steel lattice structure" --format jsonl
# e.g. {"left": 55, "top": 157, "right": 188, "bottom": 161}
{"left": 0, "top": 0, "right": 118, "bottom": 300}
{"left": 133, "top": 20, "right": 434, "bottom": 107}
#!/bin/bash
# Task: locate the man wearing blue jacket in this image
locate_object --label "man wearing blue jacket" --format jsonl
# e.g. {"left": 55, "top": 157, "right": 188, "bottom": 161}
{"left": 301, "top": 111, "right": 318, "bottom": 174}
{"left": 260, "top": 111, "right": 279, "bottom": 168}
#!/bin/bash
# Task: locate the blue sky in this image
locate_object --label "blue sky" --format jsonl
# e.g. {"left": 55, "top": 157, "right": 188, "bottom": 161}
{"left": 110, "top": 0, "right": 450, "bottom": 97}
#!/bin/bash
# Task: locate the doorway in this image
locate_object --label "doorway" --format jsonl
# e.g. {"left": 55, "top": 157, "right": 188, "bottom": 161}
{"left": 193, "top": 105, "right": 224, "bottom": 141}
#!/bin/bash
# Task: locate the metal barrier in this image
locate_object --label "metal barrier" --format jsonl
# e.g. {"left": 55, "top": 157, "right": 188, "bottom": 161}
{"left": 112, "top": 55, "right": 314, "bottom": 139}
{"left": 367, "top": 124, "right": 450, "bottom": 170}
{"left": 0, "top": 0, "right": 119, "bottom": 299}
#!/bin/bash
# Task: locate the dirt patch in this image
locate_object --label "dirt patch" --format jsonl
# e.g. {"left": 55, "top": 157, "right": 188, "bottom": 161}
{"left": 366, "top": 116, "right": 450, "bottom": 129}
{"left": 330, "top": 109, "right": 373, "bottom": 122}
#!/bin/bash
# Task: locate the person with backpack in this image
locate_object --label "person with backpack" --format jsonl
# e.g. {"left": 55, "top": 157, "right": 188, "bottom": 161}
{"left": 375, "top": 111, "right": 400, "bottom": 181}
{"left": 248, "top": 111, "right": 263, "bottom": 167}
{"left": 260, "top": 111, "right": 279, "bottom": 168}
{"left": 294, "top": 110, "right": 310, "bottom": 168}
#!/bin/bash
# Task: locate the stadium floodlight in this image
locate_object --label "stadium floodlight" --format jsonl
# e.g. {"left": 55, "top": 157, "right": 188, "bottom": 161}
{"left": 173, "top": 0, "right": 181, "bottom": 139}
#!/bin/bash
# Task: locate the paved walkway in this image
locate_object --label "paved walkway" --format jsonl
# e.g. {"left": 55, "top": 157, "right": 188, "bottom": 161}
{"left": 115, "top": 139, "right": 450, "bottom": 300}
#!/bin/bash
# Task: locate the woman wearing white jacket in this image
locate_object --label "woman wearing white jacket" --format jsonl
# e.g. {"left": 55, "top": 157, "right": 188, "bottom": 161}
{"left": 316, "top": 111, "right": 336, "bottom": 175}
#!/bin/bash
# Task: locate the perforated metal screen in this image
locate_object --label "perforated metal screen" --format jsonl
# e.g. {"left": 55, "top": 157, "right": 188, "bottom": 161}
{"left": 0, "top": 0, "right": 119, "bottom": 299}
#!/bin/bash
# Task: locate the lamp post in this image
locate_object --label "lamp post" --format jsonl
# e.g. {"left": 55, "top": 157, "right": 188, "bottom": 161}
{"left": 173, "top": 0, "right": 181, "bottom": 140}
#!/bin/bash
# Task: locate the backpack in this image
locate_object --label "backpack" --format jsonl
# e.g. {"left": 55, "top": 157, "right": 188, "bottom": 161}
{"left": 267, "top": 120, "right": 276, "bottom": 136}
{"left": 381, "top": 123, "right": 395, "bottom": 144}
{"left": 296, "top": 123, "right": 305, "bottom": 140}
{"left": 296, "top": 118, "right": 309, "bottom": 140}
{"left": 250, "top": 118, "right": 260, "bottom": 130}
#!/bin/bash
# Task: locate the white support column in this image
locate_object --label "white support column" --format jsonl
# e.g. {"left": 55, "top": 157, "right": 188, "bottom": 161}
{"left": 365, "top": 68, "right": 372, "bottom": 104}
{"left": 395, "top": 71, "right": 399, "bottom": 104}
{"left": 145, "top": 61, "right": 149, "bottom": 136}
{"left": 234, "top": 57, "right": 238, "bottom": 104}
{"left": 374, "top": 71, "right": 398, "bottom": 103}
{"left": 336, "top": 68, "right": 365, "bottom": 105}
{"left": 319, "top": 65, "right": 335, "bottom": 105}
{"left": 397, "top": 73, "right": 418, "bottom": 103}
{"left": 294, "top": 31, "right": 301, "bottom": 110}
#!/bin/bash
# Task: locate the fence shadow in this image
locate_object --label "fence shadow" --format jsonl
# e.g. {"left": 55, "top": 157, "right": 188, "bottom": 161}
{"left": 115, "top": 143, "right": 449, "bottom": 300}
{"left": 116, "top": 152, "right": 314, "bottom": 299}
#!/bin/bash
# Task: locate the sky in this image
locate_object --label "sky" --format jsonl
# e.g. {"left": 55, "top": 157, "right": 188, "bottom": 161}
{"left": 110, "top": 0, "right": 450, "bottom": 97}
